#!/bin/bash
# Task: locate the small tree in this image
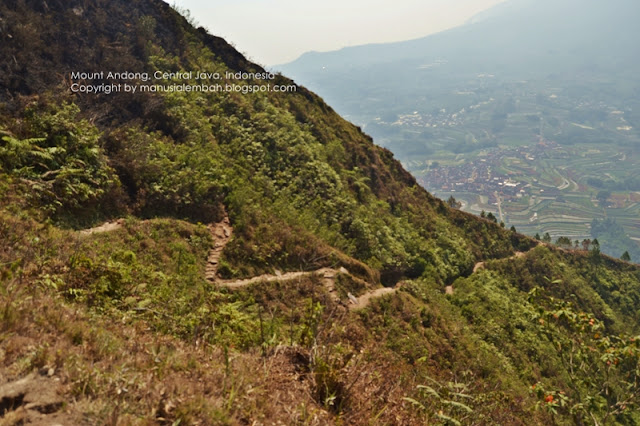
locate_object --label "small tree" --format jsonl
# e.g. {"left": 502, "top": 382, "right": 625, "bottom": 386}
{"left": 590, "top": 239, "right": 601, "bottom": 267}
{"left": 542, "top": 232, "right": 552, "bottom": 243}
{"left": 621, "top": 251, "right": 631, "bottom": 262}
{"left": 596, "top": 190, "right": 611, "bottom": 207}
{"left": 534, "top": 233, "right": 541, "bottom": 240}
{"left": 447, "top": 195, "right": 462, "bottom": 209}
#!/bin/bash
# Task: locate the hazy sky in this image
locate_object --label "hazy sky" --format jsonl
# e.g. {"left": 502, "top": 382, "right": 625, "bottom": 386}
{"left": 167, "top": 0, "right": 506, "bottom": 66}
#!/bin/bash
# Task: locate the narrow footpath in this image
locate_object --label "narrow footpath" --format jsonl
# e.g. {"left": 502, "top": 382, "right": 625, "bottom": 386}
{"left": 78, "top": 217, "right": 537, "bottom": 309}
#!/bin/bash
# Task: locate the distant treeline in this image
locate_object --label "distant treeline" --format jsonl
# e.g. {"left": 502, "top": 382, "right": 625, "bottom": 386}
{"left": 587, "top": 176, "right": 640, "bottom": 192}
{"left": 591, "top": 218, "right": 640, "bottom": 263}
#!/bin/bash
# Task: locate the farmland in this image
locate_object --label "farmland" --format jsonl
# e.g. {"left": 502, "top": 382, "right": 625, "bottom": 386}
{"left": 358, "top": 78, "right": 640, "bottom": 261}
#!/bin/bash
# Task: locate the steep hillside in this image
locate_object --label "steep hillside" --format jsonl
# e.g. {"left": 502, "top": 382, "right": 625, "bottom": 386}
{"left": 2, "top": 1, "right": 640, "bottom": 424}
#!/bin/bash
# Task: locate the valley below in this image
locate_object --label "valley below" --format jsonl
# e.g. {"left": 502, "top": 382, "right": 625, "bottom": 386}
{"left": 343, "top": 76, "right": 640, "bottom": 262}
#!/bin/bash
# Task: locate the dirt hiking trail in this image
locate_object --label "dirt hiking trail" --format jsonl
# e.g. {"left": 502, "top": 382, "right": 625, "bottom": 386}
{"left": 78, "top": 217, "right": 537, "bottom": 309}
{"left": 199, "top": 215, "right": 399, "bottom": 309}
{"left": 205, "top": 214, "right": 233, "bottom": 281}
{"left": 79, "top": 219, "right": 125, "bottom": 235}
{"left": 449, "top": 251, "right": 529, "bottom": 295}
{"left": 472, "top": 251, "right": 526, "bottom": 274}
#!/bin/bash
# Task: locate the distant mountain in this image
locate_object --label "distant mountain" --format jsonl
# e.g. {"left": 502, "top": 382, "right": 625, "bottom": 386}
{"left": 465, "top": 0, "right": 519, "bottom": 25}
{"left": 277, "top": 0, "right": 640, "bottom": 115}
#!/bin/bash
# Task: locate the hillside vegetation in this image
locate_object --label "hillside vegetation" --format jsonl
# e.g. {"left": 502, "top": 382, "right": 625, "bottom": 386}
{"left": 2, "top": 1, "right": 640, "bottom": 424}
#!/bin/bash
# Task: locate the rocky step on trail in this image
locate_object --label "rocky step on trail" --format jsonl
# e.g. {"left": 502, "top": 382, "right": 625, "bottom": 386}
{"left": 0, "top": 370, "right": 68, "bottom": 425}
{"left": 205, "top": 214, "right": 233, "bottom": 282}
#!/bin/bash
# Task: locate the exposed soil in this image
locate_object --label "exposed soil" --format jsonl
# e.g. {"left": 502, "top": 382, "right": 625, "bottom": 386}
{"left": 349, "top": 285, "right": 400, "bottom": 310}
{"left": 200, "top": 218, "right": 403, "bottom": 309}
{"left": 473, "top": 251, "right": 526, "bottom": 274}
{"left": 205, "top": 214, "right": 233, "bottom": 282}
{"left": 218, "top": 266, "right": 400, "bottom": 310}
{"left": 473, "top": 262, "right": 485, "bottom": 273}
{"left": 78, "top": 219, "right": 125, "bottom": 235}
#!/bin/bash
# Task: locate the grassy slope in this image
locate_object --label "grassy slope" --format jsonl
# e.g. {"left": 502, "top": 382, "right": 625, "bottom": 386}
{"left": 1, "top": 0, "right": 640, "bottom": 424}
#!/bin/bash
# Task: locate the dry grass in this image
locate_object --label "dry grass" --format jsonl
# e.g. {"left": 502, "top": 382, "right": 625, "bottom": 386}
{"left": 0, "top": 208, "right": 543, "bottom": 424}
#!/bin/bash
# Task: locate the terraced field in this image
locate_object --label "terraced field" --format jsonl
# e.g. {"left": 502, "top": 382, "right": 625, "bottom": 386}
{"left": 417, "top": 143, "right": 640, "bottom": 253}
{"left": 360, "top": 76, "right": 640, "bottom": 260}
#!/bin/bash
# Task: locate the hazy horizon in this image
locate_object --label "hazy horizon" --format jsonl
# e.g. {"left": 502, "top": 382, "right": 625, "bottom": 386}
{"left": 167, "top": 0, "right": 506, "bottom": 66}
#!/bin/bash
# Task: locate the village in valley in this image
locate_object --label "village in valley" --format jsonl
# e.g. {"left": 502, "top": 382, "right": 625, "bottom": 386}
{"left": 412, "top": 139, "right": 640, "bottom": 252}
{"left": 420, "top": 140, "right": 562, "bottom": 205}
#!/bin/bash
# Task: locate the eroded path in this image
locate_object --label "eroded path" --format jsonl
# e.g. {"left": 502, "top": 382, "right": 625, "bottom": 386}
{"left": 76, "top": 216, "right": 401, "bottom": 309}
{"left": 201, "top": 217, "right": 399, "bottom": 309}
{"left": 446, "top": 251, "right": 530, "bottom": 295}
{"left": 79, "top": 219, "right": 125, "bottom": 235}
{"left": 222, "top": 269, "right": 323, "bottom": 289}
{"left": 213, "top": 261, "right": 398, "bottom": 310}
{"left": 206, "top": 214, "right": 233, "bottom": 282}
{"left": 78, "top": 216, "right": 536, "bottom": 309}
{"left": 209, "top": 228, "right": 536, "bottom": 308}
{"left": 472, "top": 251, "right": 526, "bottom": 274}
{"left": 349, "top": 286, "right": 399, "bottom": 310}
{"left": 218, "top": 266, "right": 396, "bottom": 310}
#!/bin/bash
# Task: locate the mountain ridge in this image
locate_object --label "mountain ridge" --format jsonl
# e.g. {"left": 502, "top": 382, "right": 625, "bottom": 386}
{"left": 278, "top": 0, "right": 640, "bottom": 87}
{"left": 2, "top": 0, "right": 640, "bottom": 424}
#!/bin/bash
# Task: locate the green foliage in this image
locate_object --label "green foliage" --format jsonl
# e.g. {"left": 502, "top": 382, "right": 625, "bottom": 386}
{"left": 1, "top": 103, "right": 121, "bottom": 224}
{"left": 591, "top": 218, "right": 640, "bottom": 263}
{"left": 556, "top": 236, "right": 572, "bottom": 248}
{"left": 0, "top": 132, "right": 48, "bottom": 171}
{"left": 596, "top": 190, "right": 612, "bottom": 207}
{"left": 3, "top": 16, "right": 532, "bottom": 285}
{"left": 51, "top": 219, "right": 257, "bottom": 348}
{"left": 299, "top": 299, "right": 323, "bottom": 348}
{"left": 530, "top": 288, "right": 640, "bottom": 423}
{"left": 107, "top": 127, "right": 225, "bottom": 222}
{"left": 446, "top": 195, "right": 461, "bottom": 209}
